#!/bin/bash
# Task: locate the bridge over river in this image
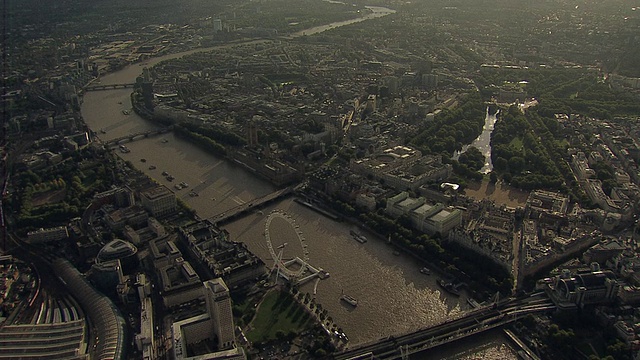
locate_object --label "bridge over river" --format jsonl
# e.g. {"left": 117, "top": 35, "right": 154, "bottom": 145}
{"left": 103, "top": 127, "right": 172, "bottom": 147}
{"left": 84, "top": 83, "right": 135, "bottom": 91}
{"left": 207, "top": 187, "right": 294, "bottom": 225}
{"left": 334, "top": 294, "right": 554, "bottom": 360}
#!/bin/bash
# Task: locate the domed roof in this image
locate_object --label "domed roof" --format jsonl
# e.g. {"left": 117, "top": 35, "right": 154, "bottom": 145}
{"left": 97, "top": 239, "right": 137, "bottom": 262}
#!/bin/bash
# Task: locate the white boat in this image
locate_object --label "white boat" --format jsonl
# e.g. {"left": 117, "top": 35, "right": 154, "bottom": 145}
{"left": 350, "top": 230, "right": 367, "bottom": 244}
{"left": 420, "top": 267, "right": 431, "bottom": 275}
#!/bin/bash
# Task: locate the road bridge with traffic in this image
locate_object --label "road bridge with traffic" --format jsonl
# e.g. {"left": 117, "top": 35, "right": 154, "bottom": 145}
{"left": 207, "top": 187, "right": 294, "bottom": 225}
{"left": 334, "top": 294, "right": 555, "bottom": 360}
{"left": 103, "top": 127, "right": 172, "bottom": 147}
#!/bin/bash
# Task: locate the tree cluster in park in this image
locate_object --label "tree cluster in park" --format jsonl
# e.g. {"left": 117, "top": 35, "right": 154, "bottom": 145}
{"left": 174, "top": 124, "right": 227, "bottom": 156}
{"left": 411, "top": 94, "right": 486, "bottom": 156}
{"left": 452, "top": 146, "right": 485, "bottom": 181}
{"left": 536, "top": 311, "right": 634, "bottom": 360}
{"left": 477, "top": 68, "right": 640, "bottom": 120}
{"left": 8, "top": 147, "right": 117, "bottom": 230}
{"left": 490, "top": 106, "right": 566, "bottom": 191}
{"left": 179, "top": 122, "right": 246, "bottom": 147}
{"left": 458, "top": 147, "right": 485, "bottom": 172}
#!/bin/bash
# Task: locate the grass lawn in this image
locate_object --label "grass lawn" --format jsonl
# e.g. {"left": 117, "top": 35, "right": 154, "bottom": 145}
{"left": 509, "top": 137, "right": 524, "bottom": 153}
{"left": 246, "top": 289, "right": 314, "bottom": 343}
{"left": 575, "top": 341, "right": 600, "bottom": 358}
{"left": 31, "top": 189, "right": 67, "bottom": 207}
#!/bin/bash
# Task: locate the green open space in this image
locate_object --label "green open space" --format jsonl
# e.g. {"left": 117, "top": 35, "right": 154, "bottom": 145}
{"left": 246, "top": 289, "right": 314, "bottom": 343}
{"left": 508, "top": 137, "right": 524, "bottom": 153}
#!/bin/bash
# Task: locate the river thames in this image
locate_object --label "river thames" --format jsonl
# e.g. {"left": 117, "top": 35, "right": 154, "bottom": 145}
{"left": 80, "top": 15, "right": 518, "bottom": 358}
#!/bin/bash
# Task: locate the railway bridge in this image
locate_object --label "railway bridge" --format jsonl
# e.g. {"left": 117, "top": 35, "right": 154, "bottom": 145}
{"left": 334, "top": 294, "right": 554, "bottom": 360}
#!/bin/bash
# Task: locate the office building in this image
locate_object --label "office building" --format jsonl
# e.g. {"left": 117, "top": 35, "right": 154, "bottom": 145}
{"left": 172, "top": 278, "right": 245, "bottom": 360}
{"left": 205, "top": 279, "right": 235, "bottom": 350}
{"left": 26, "top": 226, "right": 69, "bottom": 244}
{"left": 140, "top": 185, "right": 177, "bottom": 218}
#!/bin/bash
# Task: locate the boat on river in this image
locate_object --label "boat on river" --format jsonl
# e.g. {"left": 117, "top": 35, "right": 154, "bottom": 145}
{"left": 420, "top": 267, "right": 431, "bottom": 275}
{"left": 340, "top": 291, "right": 358, "bottom": 307}
{"left": 467, "top": 297, "right": 480, "bottom": 309}
{"left": 350, "top": 230, "right": 367, "bottom": 244}
{"left": 437, "top": 279, "right": 461, "bottom": 297}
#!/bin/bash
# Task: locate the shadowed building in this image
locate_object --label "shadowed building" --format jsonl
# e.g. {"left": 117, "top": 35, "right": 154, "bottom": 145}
{"left": 172, "top": 278, "right": 246, "bottom": 359}
{"left": 247, "top": 118, "right": 259, "bottom": 147}
{"left": 97, "top": 239, "right": 139, "bottom": 274}
{"left": 548, "top": 264, "right": 620, "bottom": 309}
{"left": 53, "top": 259, "right": 126, "bottom": 360}
{"left": 141, "top": 68, "right": 154, "bottom": 110}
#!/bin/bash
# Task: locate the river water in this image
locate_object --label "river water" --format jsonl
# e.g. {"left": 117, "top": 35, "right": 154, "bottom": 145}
{"left": 79, "top": 12, "right": 516, "bottom": 358}
{"left": 288, "top": 6, "right": 396, "bottom": 37}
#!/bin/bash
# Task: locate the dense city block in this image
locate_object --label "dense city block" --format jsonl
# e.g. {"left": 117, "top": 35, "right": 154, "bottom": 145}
{"left": 1, "top": 0, "right": 640, "bottom": 359}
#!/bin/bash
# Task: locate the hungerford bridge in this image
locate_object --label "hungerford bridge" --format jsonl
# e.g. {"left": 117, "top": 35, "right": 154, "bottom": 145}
{"left": 334, "top": 293, "right": 554, "bottom": 359}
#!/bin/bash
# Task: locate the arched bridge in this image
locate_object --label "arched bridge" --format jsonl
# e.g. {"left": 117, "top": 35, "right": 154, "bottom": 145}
{"left": 104, "top": 127, "right": 172, "bottom": 147}
{"left": 334, "top": 294, "right": 555, "bottom": 360}
{"left": 84, "top": 83, "right": 135, "bottom": 91}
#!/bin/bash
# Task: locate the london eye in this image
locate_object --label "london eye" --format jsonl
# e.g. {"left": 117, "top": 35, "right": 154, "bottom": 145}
{"left": 264, "top": 209, "right": 310, "bottom": 281}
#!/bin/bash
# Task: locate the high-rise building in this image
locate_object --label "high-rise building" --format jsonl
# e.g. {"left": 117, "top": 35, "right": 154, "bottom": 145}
{"left": 89, "top": 259, "right": 125, "bottom": 297}
{"left": 172, "top": 278, "right": 245, "bottom": 359}
{"left": 205, "top": 279, "right": 235, "bottom": 350}
{"left": 141, "top": 68, "right": 155, "bottom": 110}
